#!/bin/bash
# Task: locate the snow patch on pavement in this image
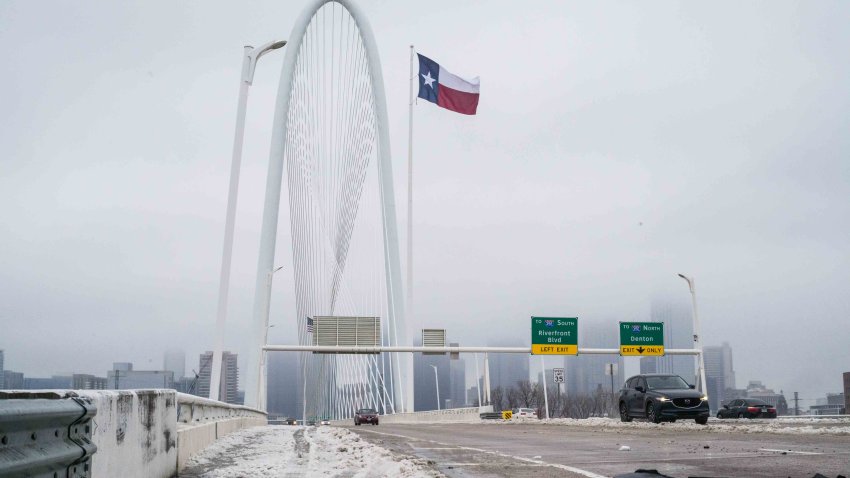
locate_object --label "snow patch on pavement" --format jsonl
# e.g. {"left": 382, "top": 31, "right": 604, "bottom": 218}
{"left": 485, "top": 417, "right": 850, "bottom": 435}
{"left": 183, "top": 425, "right": 443, "bottom": 477}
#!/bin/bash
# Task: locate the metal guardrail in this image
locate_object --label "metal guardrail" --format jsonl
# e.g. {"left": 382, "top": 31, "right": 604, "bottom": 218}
{"left": 479, "top": 412, "right": 503, "bottom": 420}
{"left": 0, "top": 396, "right": 97, "bottom": 478}
{"left": 175, "top": 392, "right": 267, "bottom": 424}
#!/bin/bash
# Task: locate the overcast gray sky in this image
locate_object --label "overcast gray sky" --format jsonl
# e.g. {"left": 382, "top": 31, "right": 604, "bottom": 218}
{"left": 1, "top": 1, "right": 848, "bottom": 401}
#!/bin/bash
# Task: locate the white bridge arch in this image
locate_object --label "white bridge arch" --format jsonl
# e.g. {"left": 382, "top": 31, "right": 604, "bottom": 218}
{"left": 244, "top": 0, "right": 411, "bottom": 419}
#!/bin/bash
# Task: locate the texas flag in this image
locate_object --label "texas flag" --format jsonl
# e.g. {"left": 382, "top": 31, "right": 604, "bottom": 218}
{"left": 417, "top": 53, "right": 480, "bottom": 115}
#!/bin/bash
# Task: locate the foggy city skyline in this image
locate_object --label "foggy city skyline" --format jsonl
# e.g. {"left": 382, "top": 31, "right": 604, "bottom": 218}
{"left": 1, "top": 0, "right": 848, "bottom": 408}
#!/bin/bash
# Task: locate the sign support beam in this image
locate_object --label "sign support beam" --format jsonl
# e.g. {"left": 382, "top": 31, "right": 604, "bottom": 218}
{"left": 264, "top": 345, "right": 701, "bottom": 355}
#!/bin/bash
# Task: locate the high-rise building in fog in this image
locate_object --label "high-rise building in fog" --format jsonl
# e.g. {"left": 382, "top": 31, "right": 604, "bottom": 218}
{"left": 2, "top": 371, "right": 23, "bottom": 389}
{"left": 414, "top": 351, "right": 450, "bottom": 411}
{"left": 414, "top": 337, "right": 469, "bottom": 410}
{"left": 638, "top": 298, "right": 695, "bottom": 383}
{"left": 844, "top": 372, "right": 850, "bottom": 416}
{"left": 107, "top": 363, "right": 174, "bottom": 389}
{"left": 704, "top": 342, "right": 736, "bottom": 411}
{"left": 196, "top": 351, "right": 239, "bottom": 404}
{"left": 0, "top": 350, "right": 4, "bottom": 388}
{"left": 23, "top": 376, "right": 73, "bottom": 389}
{"left": 639, "top": 356, "right": 657, "bottom": 374}
{"left": 164, "top": 349, "right": 186, "bottom": 381}
{"left": 564, "top": 322, "right": 624, "bottom": 396}
{"left": 448, "top": 354, "right": 466, "bottom": 408}
{"left": 73, "top": 374, "right": 107, "bottom": 390}
{"left": 267, "top": 352, "right": 299, "bottom": 419}
{"left": 487, "top": 340, "right": 529, "bottom": 393}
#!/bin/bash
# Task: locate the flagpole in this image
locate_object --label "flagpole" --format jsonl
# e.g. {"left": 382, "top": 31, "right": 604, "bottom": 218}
{"left": 407, "top": 44, "right": 415, "bottom": 339}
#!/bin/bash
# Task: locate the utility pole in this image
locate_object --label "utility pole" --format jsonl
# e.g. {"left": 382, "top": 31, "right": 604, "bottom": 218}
{"left": 794, "top": 392, "right": 799, "bottom": 416}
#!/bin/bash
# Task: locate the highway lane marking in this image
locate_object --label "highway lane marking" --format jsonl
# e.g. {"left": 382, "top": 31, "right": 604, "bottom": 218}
{"left": 353, "top": 428, "right": 610, "bottom": 478}
{"left": 759, "top": 448, "right": 824, "bottom": 455}
{"left": 414, "top": 447, "right": 457, "bottom": 450}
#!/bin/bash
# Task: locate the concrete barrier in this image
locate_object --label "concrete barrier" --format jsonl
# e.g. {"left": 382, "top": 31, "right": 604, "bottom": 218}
{"left": 2, "top": 390, "right": 265, "bottom": 477}
{"left": 330, "top": 406, "right": 493, "bottom": 426}
{"left": 81, "top": 390, "right": 177, "bottom": 478}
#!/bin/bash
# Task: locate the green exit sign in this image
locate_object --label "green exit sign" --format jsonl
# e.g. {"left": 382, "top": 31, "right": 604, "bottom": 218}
{"left": 619, "top": 322, "right": 664, "bottom": 356}
{"left": 531, "top": 317, "right": 578, "bottom": 355}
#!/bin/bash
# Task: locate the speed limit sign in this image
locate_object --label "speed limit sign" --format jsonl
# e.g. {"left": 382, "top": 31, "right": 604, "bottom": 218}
{"left": 553, "top": 368, "right": 565, "bottom": 383}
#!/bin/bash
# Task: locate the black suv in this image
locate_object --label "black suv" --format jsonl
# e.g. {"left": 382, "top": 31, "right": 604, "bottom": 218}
{"left": 619, "top": 374, "right": 709, "bottom": 424}
{"left": 354, "top": 408, "right": 379, "bottom": 425}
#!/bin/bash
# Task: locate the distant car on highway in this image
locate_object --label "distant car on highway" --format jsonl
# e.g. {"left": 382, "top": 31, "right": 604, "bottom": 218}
{"left": 511, "top": 407, "right": 538, "bottom": 419}
{"left": 284, "top": 417, "right": 298, "bottom": 425}
{"left": 618, "top": 374, "right": 709, "bottom": 424}
{"left": 354, "top": 408, "right": 379, "bottom": 425}
{"left": 717, "top": 398, "right": 777, "bottom": 419}
{"left": 320, "top": 419, "right": 330, "bottom": 425}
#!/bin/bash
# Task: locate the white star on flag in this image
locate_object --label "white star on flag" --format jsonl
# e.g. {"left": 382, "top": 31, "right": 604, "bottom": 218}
{"left": 421, "top": 71, "right": 436, "bottom": 88}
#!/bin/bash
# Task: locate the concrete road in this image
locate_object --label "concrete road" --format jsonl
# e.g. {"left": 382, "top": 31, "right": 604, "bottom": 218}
{"left": 343, "top": 423, "right": 850, "bottom": 478}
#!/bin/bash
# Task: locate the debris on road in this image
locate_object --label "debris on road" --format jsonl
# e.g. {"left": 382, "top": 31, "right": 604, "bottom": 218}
{"left": 618, "top": 445, "right": 631, "bottom": 451}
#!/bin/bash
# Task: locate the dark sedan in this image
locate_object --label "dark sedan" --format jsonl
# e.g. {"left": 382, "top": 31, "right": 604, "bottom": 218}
{"left": 354, "top": 408, "right": 379, "bottom": 425}
{"left": 619, "top": 374, "right": 710, "bottom": 424}
{"left": 717, "top": 398, "right": 777, "bottom": 419}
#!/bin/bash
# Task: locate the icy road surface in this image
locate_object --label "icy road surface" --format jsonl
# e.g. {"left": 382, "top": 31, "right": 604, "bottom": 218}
{"left": 346, "top": 420, "right": 850, "bottom": 478}
{"left": 180, "top": 425, "right": 444, "bottom": 477}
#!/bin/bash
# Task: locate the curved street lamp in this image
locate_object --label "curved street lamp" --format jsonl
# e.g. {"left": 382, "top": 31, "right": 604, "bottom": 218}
{"left": 678, "top": 273, "right": 708, "bottom": 396}
{"left": 430, "top": 364, "right": 440, "bottom": 411}
{"left": 210, "top": 40, "right": 287, "bottom": 402}
{"left": 258, "top": 266, "right": 284, "bottom": 411}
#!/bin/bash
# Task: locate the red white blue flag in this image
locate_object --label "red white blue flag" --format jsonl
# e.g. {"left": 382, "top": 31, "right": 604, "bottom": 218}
{"left": 417, "top": 54, "right": 480, "bottom": 115}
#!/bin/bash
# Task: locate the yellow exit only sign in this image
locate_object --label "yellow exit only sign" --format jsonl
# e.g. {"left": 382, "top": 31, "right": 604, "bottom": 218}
{"left": 620, "top": 345, "right": 664, "bottom": 356}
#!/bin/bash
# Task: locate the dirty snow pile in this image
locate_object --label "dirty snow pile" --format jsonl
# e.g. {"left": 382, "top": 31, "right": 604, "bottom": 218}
{"left": 487, "top": 416, "right": 850, "bottom": 435}
{"left": 183, "top": 425, "right": 443, "bottom": 477}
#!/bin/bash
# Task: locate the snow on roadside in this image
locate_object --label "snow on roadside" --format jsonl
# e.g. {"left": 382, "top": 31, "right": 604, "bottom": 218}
{"left": 183, "top": 425, "right": 443, "bottom": 477}
{"left": 307, "top": 426, "right": 443, "bottom": 477}
{"left": 484, "top": 417, "right": 850, "bottom": 436}
{"left": 183, "top": 426, "right": 300, "bottom": 477}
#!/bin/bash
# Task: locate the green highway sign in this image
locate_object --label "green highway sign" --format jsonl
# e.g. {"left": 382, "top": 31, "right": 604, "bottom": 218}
{"left": 619, "top": 322, "right": 664, "bottom": 356}
{"left": 531, "top": 317, "right": 578, "bottom": 355}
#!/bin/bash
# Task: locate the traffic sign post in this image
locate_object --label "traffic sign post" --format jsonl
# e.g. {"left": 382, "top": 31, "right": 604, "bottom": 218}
{"left": 619, "top": 322, "right": 664, "bottom": 356}
{"left": 553, "top": 367, "right": 564, "bottom": 415}
{"left": 531, "top": 317, "right": 578, "bottom": 355}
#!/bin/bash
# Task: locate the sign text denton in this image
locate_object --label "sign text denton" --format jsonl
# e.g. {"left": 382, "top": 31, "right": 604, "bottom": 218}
{"left": 623, "top": 323, "right": 662, "bottom": 342}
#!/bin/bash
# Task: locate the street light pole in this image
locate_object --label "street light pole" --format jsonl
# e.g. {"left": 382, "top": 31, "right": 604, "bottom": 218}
{"left": 257, "top": 266, "right": 283, "bottom": 411}
{"left": 210, "top": 40, "right": 286, "bottom": 402}
{"left": 474, "top": 353, "right": 482, "bottom": 408}
{"left": 430, "top": 364, "right": 440, "bottom": 410}
{"left": 678, "top": 273, "right": 708, "bottom": 396}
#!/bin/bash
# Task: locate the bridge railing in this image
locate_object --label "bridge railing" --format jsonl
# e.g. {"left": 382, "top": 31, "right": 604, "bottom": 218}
{"left": 174, "top": 392, "right": 266, "bottom": 470}
{"left": 176, "top": 392, "right": 265, "bottom": 423}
